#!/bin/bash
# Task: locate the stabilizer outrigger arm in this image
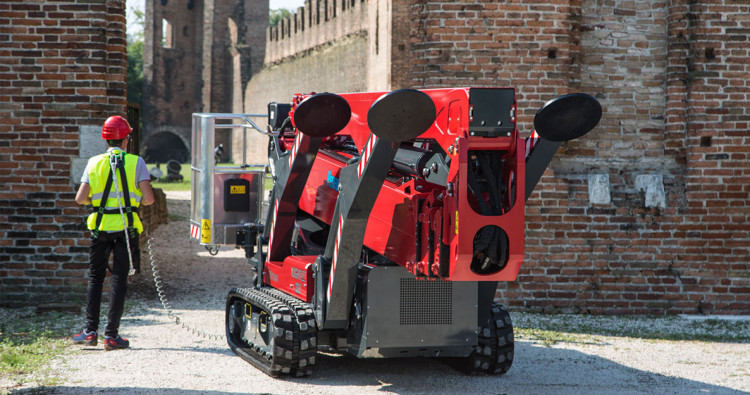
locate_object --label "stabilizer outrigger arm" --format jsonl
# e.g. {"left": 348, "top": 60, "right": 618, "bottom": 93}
{"left": 313, "top": 89, "right": 437, "bottom": 329}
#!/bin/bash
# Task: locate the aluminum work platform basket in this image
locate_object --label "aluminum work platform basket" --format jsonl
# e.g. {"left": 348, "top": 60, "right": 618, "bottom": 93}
{"left": 190, "top": 113, "right": 268, "bottom": 250}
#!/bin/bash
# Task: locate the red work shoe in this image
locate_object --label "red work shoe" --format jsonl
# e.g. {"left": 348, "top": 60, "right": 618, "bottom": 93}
{"left": 72, "top": 329, "right": 98, "bottom": 346}
{"left": 104, "top": 335, "right": 130, "bottom": 350}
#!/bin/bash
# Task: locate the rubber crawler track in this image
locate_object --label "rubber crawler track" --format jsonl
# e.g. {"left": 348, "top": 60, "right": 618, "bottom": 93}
{"left": 225, "top": 287, "right": 301, "bottom": 377}
{"left": 470, "top": 302, "right": 515, "bottom": 374}
{"left": 258, "top": 287, "right": 318, "bottom": 377}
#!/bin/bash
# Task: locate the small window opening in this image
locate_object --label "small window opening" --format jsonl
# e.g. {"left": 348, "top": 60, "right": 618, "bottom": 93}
{"left": 161, "top": 18, "right": 174, "bottom": 48}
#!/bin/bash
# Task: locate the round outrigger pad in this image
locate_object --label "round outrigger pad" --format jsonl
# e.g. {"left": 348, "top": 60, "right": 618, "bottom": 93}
{"left": 533, "top": 93, "right": 602, "bottom": 142}
{"left": 293, "top": 93, "right": 352, "bottom": 138}
{"left": 367, "top": 89, "right": 436, "bottom": 142}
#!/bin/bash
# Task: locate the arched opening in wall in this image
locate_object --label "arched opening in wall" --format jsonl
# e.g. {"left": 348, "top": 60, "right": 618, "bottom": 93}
{"left": 142, "top": 131, "right": 189, "bottom": 163}
{"left": 161, "top": 18, "right": 174, "bottom": 48}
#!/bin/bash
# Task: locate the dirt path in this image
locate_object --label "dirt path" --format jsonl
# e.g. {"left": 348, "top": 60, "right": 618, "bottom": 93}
{"left": 22, "top": 191, "right": 750, "bottom": 394}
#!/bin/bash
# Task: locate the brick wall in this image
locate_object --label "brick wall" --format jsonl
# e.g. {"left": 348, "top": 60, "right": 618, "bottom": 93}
{"left": 670, "top": 0, "right": 750, "bottom": 314}
{"left": 0, "top": 0, "right": 128, "bottom": 306}
{"left": 265, "top": 0, "right": 367, "bottom": 64}
{"left": 407, "top": 0, "right": 749, "bottom": 314}
{"left": 239, "top": 33, "right": 369, "bottom": 165}
{"left": 139, "top": 188, "right": 168, "bottom": 240}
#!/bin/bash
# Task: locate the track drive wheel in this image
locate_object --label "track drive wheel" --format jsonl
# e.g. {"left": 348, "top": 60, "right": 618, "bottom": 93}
{"left": 257, "top": 287, "right": 318, "bottom": 377}
{"left": 225, "top": 287, "right": 300, "bottom": 377}
{"left": 470, "top": 302, "right": 514, "bottom": 374}
{"left": 445, "top": 302, "right": 514, "bottom": 375}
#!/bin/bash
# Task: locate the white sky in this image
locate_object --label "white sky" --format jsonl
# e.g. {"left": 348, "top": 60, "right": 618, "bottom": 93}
{"left": 126, "top": 0, "right": 305, "bottom": 34}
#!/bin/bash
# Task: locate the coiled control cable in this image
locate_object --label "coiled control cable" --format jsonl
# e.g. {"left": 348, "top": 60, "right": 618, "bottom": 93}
{"left": 146, "top": 237, "right": 224, "bottom": 341}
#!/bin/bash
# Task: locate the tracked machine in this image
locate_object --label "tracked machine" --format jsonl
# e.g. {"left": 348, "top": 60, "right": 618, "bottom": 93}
{"left": 190, "top": 88, "right": 601, "bottom": 377}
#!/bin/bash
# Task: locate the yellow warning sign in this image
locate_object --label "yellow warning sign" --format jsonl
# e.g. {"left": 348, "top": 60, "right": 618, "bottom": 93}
{"left": 455, "top": 212, "right": 459, "bottom": 235}
{"left": 230, "top": 185, "right": 246, "bottom": 194}
{"left": 201, "top": 219, "right": 211, "bottom": 243}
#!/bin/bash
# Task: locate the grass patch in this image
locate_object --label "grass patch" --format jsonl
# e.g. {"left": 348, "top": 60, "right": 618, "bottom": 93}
{"left": 512, "top": 312, "right": 750, "bottom": 344}
{"left": 515, "top": 327, "right": 603, "bottom": 347}
{"left": 0, "top": 308, "right": 80, "bottom": 391}
{"left": 147, "top": 162, "right": 191, "bottom": 192}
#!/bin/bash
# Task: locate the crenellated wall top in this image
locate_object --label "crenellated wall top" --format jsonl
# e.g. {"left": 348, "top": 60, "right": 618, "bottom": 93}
{"left": 265, "top": 0, "right": 368, "bottom": 65}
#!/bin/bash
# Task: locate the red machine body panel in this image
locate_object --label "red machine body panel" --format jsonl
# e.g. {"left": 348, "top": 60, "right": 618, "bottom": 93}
{"left": 264, "top": 255, "right": 316, "bottom": 302}
{"left": 290, "top": 87, "right": 525, "bottom": 281}
{"left": 361, "top": 180, "right": 422, "bottom": 265}
{"left": 298, "top": 150, "right": 343, "bottom": 224}
{"left": 449, "top": 137, "right": 525, "bottom": 281}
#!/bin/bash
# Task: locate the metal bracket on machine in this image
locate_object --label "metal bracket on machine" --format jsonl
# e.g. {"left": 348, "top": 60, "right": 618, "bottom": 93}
{"left": 315, "top": 89, "right": 437, "bottom": 329}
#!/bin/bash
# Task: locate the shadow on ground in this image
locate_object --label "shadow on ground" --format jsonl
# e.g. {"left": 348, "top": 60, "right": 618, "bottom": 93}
{"left": 12, "top": 344, "right": 747, "bottom": 395}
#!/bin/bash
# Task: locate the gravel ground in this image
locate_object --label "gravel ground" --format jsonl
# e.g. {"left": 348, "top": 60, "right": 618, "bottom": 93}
{"left": 13, "top": 191, "right": 750, "bottom": 394}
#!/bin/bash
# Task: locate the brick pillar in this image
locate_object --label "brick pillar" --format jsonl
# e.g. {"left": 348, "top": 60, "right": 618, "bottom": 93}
{"left": 0, "top": 0, "right": 128, "bottom": 306}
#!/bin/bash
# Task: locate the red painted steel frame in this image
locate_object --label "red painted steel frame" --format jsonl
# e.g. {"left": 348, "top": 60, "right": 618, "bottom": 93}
{"left": 264, "top": 255, "right": 316, "bottom": 301}
{"left": 448, "top": 137, "right": 525, "bottom": 280}
{"left": 267, "top": 87, "right": 525, "bottom": 301}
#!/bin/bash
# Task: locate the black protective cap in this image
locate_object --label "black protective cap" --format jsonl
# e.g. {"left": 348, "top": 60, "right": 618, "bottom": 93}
{"left": 293, "top": 92, "right": 352, "bottom": 137}
{"left": 533, "top": 93, "right": 602, "bottom": 142}
{"left": 367, "top": 89, "right": 436, "bottom": 142}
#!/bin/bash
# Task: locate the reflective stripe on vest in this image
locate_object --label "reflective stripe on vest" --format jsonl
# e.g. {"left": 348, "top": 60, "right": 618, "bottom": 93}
{"left": 85, "top": 150, "right": 144, "bottom": 233}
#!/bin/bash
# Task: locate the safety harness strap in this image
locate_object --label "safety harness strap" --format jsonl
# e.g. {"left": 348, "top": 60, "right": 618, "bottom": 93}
{"left": 91, "top": 152, "right": 135, "bottom": 237}
{"left": 92, "top": 168, "right": 114, "bottom": 237}
{"left": 115, "top": 156, "right": 135, "bottom": 229}
{"left": 92, "top": 207, "right": 135, "bottom": 215}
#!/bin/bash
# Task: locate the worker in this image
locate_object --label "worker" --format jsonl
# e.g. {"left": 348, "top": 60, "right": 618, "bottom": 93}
{"left": 71, "top": 115, "right": 155, "bottom": 350}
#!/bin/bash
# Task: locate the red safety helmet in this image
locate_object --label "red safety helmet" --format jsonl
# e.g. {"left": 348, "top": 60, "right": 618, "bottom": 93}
{"left": 102, "top": 115, "right": 132, "bottom": 140}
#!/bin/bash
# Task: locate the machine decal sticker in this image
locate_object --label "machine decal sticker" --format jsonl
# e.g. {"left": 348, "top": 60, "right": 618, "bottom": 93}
{"left": 328, "top": 216, "right": 344, "bottom": 300}
{"left": 455, "top": 211, "right": 459, "bottom": 235}
{"left": 266, "top": 200, "right": 279, "bottom": 264}
{"left": 525, "top": 130, "right": 539, "bottom": 158}
{"left": 288, "top": 132, "right": 302, "bottom": 167}
{"left": 230, "top": 185, "right": 246, "bottom": 194}
{"left": 190, "top": 224, "right": 200, "bottom": 240}
{"left": 357, "top": 134, "right": 377, "bottom": 178}
{"left": 200, "top": 219, "right": 211, "bottom": 243}
{"left": 326, "top": 170, "right": 339, "bottom": 190}
{"left": 291, "top": 267, "right": 306, "bottom": 283}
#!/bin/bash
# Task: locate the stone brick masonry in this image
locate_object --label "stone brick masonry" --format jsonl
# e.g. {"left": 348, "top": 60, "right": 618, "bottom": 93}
{"left": 406, "top": 0, "right": 749, "bottom": 314}
{"left": 0, "top": 0, "right": 129, "bottom": 306}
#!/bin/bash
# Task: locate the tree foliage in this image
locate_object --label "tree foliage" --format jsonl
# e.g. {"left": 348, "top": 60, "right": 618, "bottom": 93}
{"left": 269, "top": 8, "right": 292, "bottom": 27}
{"left": 127, "top": 7, "right": 145, "bottom": 106}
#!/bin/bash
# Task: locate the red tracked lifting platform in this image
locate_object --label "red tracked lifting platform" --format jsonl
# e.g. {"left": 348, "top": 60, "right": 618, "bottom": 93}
{"left": 192, "top": 87, "right": 602, "bottom": 377}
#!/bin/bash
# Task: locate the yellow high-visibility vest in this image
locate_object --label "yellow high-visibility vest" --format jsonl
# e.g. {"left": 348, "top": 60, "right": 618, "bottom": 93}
{"left": 85, "top": 150, "right": 144, "bottom": 233}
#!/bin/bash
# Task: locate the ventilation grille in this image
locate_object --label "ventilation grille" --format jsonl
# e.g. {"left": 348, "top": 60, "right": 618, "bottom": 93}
{"left": 399, "top": 278, "right": 453, "bottom": 325}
